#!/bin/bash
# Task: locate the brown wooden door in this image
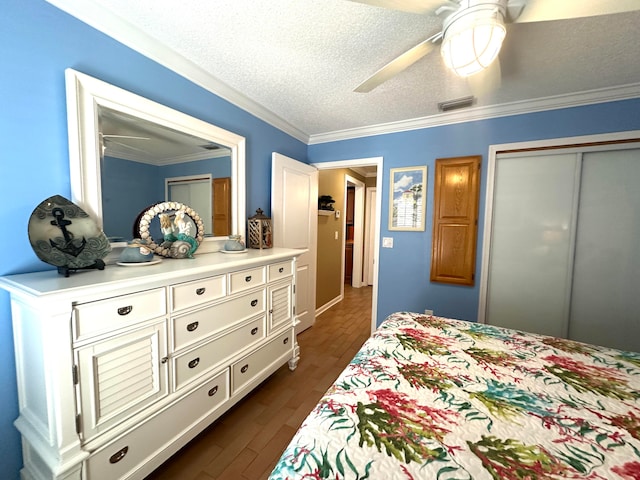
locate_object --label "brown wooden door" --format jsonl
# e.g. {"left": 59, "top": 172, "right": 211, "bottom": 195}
{"left": 430, "top": 156, "right": 481, "bottom": 286}
{"left": 213, "top": 177, "right": 231, "bottom": 237}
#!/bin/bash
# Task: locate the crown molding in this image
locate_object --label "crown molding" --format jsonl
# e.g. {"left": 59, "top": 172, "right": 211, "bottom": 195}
{"left": 46, "top": 0, "right": 309, "bottom": 144}
{"left": 106, "top": 148, "right": 227, "bottom": 166}
{"left": 308, "top": 83, "right": 640, "bottom": 144}
{"left": 46, "top": 1, "right": 640, "bottom": 148}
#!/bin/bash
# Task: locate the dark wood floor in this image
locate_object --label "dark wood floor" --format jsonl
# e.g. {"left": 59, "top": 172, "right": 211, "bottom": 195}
{"left": 147, "top": 285, "right": 373, "bottom": 480}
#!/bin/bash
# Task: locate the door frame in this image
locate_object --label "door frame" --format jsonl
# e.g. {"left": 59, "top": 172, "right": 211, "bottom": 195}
{"left": 313, "top": 157, "right": 383, "bottom": 333}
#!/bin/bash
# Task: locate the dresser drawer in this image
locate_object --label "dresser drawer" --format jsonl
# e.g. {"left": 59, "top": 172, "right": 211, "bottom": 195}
{"left": 73, "top": 289, "right": 166, "bottom": 343}
{"left": 173, "top": 317, "right": 265, "bottom": 390}
{"left": 172, "top": 289, "right": 266, "bottom": 350}
{"left": 171, "top": 275, "right": 226, "bottom": 312}
{"left": 231, "top": 328, "right": 294, "bottom": 394}
{"left": 229, "top": 266, "right": 266, "bottom": 294}
{"left": 85, "top": 369, "right": 229, "bottom": 480}
{"left": 268, "top": 260, "right": 293, "bottom": 282}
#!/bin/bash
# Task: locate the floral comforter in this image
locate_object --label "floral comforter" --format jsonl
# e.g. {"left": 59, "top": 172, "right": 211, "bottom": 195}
{"left": 269, "top": 312, "right": 640, "bottom": 479}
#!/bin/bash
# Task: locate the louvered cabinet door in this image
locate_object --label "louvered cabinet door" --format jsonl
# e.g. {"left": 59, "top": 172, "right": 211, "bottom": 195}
{"left": 268, "top": 280, "right": 293, "bottom": 332}
{"left": 75, "top": 320, "right": 168, "bottom": 442}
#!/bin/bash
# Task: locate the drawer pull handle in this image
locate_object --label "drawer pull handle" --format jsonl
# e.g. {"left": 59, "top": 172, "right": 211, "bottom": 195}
{"left": 279, "top": 267, "right": 284, "bottom": 273}
{"left": 187, "top": 321, "right": 199, "bottom": 332}
{"left": 188, "top": 358, "right": 200, "bottom": 369}
{"left": 245, "top": 275, "right": 252, "bottom": 282}
{"left": 251, "top": 299, "right": 258, "bottom": 307}
{"left": 241, "top": 364, "right": 249, "bottom": 374}
{"left": 251, "top": 327, "right": 259, "bottom": 335}
{"left": 117, "top": 306, "right": 132, "bottom": 316}
{"left": 208, "top": 385, "right": 218, "bottom": 397}
{"left": 161, "top": 356, "right": 168, "bottom": 364}
{"left": 109, "top": 446, "right": 129, "bottom": 464}
{"left": 283, "top": 337, "right": 289, "bottom": 345}
{"left": 196, "top": 287, "right": 206, "bottom": 295}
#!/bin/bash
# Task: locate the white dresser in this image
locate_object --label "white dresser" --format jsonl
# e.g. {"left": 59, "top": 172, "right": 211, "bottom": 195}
{"left": 0, "top": 248, "right": 302, "bottom": 480}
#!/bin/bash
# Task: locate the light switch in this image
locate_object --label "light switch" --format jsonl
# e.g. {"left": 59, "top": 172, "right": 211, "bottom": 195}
{"left": 335, "top": 231, "right": 339, "bottom": 240}
{"left": 335, "top": 210, "right": 340, "bottom": 219}
{"left": 382, "top": 237, "right": 393, "bottom": 248}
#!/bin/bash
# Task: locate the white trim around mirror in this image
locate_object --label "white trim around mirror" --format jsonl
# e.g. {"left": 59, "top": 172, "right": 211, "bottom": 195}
{"left": 65, "top": 68, "right": 246, "bottom": 255}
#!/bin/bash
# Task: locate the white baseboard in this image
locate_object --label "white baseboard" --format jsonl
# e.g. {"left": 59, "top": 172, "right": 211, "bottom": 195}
{"left": 316, "top": 294, "right": 343, "bottom": 317}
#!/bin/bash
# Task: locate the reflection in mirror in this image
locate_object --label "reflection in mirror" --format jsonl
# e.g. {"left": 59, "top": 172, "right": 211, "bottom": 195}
{"left": 66, "top": 69, "right": 246, "bottom": 255}
{"left": 99, "top": 107, "right": 232, "bottom": 240}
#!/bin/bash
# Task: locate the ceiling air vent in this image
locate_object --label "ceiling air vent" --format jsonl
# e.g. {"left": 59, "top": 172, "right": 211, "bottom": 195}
{"left": 200, "top": 143, "right": 221, "bottom": 150}
{"left": 437, "top": 96, "right": 475, "bottom": 112}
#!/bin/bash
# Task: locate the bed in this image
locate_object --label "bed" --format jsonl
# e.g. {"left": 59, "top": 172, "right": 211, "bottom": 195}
{"left": 269, "top": 312, "right": 640, "bottom": 479}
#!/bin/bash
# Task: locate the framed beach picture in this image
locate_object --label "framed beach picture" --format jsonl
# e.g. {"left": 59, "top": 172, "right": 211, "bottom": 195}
{"left": 389, "top": 166, "right": 427, "bottom": 231}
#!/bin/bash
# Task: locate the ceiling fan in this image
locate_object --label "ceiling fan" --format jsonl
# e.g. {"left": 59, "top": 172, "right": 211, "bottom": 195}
{"left": 353, "top": 0, "right": 640, "bottom": 93}
{"left": 99, "top": 133, "right": 150, "bottom": 157}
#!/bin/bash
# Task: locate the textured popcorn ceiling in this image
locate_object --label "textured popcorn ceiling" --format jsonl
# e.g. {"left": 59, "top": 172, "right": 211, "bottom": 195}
{"left": 50, "top": 0, "right": 640, "bottom": 139}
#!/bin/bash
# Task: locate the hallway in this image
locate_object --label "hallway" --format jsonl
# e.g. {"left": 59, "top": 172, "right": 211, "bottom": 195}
{"left": 147, "top": 285, "right": 373, "bottom": 480}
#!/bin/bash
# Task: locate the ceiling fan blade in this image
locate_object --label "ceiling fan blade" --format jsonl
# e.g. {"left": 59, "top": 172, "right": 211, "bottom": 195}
{"left": 513, "top": 0, "right": 640, "bottom": 23}
{"left": 466, "top": 57, "right": 502, "bottom": 98}
{"left": 355, "top": 32, "right": 442, "bottom": 93}
{"left": 102, "top": 134, "right": 150, "bottom": 140}
{"left": 105, "top": 139, "right": 149, "bottom": 153}
{"left": 348, "top": 0, "right": 445, "bottom": 15}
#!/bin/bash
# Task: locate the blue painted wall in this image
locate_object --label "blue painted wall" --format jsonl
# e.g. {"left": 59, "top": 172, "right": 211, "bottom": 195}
{"left": 1, "top": 0, "right": 639, "bottom": 478}
{"left": 309, "top": 101, "right": 640, "bottom": 323}
{"left": 0, "top": 1, "right": 306, "bottom": 476}
{"left": 102, "top": 157, "right": 162, "bottom": 238}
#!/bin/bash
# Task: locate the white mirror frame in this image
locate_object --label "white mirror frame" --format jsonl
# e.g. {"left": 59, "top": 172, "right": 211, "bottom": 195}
{"left": 65, "top": 68, "right": 246, "bottom": 255}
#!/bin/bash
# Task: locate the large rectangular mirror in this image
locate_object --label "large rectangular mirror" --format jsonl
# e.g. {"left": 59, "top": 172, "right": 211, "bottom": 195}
{"left": 65, "top": 69, "right": 246, "bottom": 255}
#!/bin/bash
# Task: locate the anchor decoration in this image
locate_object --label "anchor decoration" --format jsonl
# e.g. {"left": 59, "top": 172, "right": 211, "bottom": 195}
{"left": 49, "top": 207, "right": 87, "bottom": 257}
{"left": 28, "top": 195, "right": 111, "bottom": 276}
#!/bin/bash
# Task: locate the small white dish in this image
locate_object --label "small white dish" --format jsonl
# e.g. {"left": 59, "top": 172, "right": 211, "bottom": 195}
{"left": 220, "top": 249, "right": 248, "bottom": 254}
{"left": 117, "top": 258, "right": 163, "bottom": 267}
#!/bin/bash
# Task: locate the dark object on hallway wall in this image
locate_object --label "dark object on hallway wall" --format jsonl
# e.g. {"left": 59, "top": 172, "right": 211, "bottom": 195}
{"left": 318, "top": 195, "right": 335, "bottom": 211}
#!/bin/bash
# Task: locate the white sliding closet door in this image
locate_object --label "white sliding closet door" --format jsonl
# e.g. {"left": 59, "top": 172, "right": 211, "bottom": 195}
{"left": 569, "top": 148, "right": 640, "bottom": 352}
{"left": 485, "top": 152, "right": 579, "bottom": 338}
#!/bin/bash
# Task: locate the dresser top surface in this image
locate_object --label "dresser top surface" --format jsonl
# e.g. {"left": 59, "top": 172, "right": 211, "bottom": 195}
{"left": 0, "top": 248, "right": 303, "bottom": 300}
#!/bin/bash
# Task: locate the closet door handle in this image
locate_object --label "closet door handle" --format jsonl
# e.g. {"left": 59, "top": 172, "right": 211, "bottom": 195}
{"left": 187, "top": 321, "right": 199, "bottom": 332}
{"left": 188, "top": 358, "right": 200, "bottom": 369}
{"left": 196, "top": 287, "right": 206, "bottom": 295}
{"left": 109, "top": 446, "right": 129, "bottom": 464}
{"left": 251, "top": 299, "right": 258, "bottom": 307}
{"left": 117, "top": 306, "right": 133, "bottom": 316}
{"left": 245, "top": 275, "right": 252, "bottom": 282}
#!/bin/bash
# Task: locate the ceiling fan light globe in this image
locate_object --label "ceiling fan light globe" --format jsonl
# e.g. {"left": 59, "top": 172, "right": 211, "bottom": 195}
{"left": 441, "top": 5, "right": 506, "bottom": 77}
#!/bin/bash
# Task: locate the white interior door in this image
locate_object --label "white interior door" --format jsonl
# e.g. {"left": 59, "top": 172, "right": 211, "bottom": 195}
{"left": 271, "top": 152, "right": 318, "bottom": 333}
{"left": 346, "top": 175, "right": 365, "bottom": 288}
{"left": 364, "top": 187, "right": 377, "bottom": 286}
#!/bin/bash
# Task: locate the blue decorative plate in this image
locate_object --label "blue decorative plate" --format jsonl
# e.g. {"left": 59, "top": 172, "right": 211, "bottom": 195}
{"left": 28, "top": 195, "right": 111, "bottom": 275}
